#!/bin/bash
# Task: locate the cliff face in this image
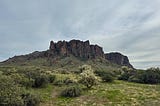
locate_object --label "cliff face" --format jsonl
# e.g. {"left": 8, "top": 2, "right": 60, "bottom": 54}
{"left": 105, "top": 52, "right": 133, "bottom": 68}
{"left": 49, "top": 40, "right": 104, "bottom": 59}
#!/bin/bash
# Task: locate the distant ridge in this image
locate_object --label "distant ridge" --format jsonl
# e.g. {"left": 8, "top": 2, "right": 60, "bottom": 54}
{"left": 1, "top": 39, "right": 133, "bottom": 68}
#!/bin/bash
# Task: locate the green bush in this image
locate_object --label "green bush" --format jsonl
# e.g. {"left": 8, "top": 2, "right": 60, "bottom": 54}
{"left": 118, "top": 73, "right": 131, "bottom": 80}
{"left": 137, "top": 67, "right": 160, "bottom": 84}
{"left": 9, "top": 73, "right": 34, "bottom": 88}
{"left": 95, "top": 70, "right": 114, "bottom": 82}
{"left": 61, "top": 86, "right": 82, "bottom": 97}
{"left": 48, "top": 75, "right": 56, "bottom": 83}
{"left": 64, "top": 77, "right": 77, "bottom": 85}
{"left": 22, "top": 92, "right": 41, "bottom": 106}
{"left": 53, "top": 77, "right": 77, "bottom": 86}
{"left": 33, "top": 74, "right": 49, "bottom": 88}
{"left": 79, "top": 65, "right": 98, "bottom": 89}
{"left": 53, "top": 79, "right": 64, "bottom": 86}
{"left": 118, "top": 66, "right": 134, "bottom": 81}
{"left": 101, "top": 73, "right": 114, "bottom": 82}
{"left": 21, "top": 68, "right": 50, "bottom": 88}
{"left": 0, "top": 75, "right": 24, "bottom": 106}
{"left": 2, "top": 68, "right": 17, "bottom": 75}
{"left": 21, "top": 77, "right": 34, "bottom": 88}
{"left": 128, "top": 75, "right": 141, "bottom": 83}
{"left": 121, "top": 67, "right": 160, "bottom": 84}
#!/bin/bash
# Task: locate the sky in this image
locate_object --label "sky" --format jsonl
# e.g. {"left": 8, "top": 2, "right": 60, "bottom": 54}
{"left": 0, "top": 0, "right": 160, "bottom": 69}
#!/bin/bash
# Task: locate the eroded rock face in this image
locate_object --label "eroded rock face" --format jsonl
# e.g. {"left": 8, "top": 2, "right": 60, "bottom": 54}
{"left": 105, "top": 52, "right": 133, "bottom": 68}
{"left": 49, "top": 40, "right": 104, "bottom": 59}
{"left": 49, "top": 40, "right": 133, "bottom": 68}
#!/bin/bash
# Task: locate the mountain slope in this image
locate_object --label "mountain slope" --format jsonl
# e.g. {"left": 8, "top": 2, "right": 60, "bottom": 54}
{"left": 0, "top": 40, "right": 133, "bottom": 69}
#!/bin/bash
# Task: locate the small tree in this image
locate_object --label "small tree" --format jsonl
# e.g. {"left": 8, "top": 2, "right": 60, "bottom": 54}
{"left": 79, "top": 65, "right": 98, "bottom": 89}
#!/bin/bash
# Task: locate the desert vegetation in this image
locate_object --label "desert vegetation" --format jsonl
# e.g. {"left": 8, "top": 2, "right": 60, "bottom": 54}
{"left": 119, "top": 67, "right": 160, "bottom": 84}
{"left": 0, "top": 64, "right": 160, "bottom": 106}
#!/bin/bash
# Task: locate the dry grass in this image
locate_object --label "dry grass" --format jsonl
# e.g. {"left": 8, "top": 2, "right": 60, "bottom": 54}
{"left": 39, "top": 80, "right": 160, "bottom": 106}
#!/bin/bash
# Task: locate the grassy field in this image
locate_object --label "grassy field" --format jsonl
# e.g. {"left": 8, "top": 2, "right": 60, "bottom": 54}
{"left": 39, "top": 80, "right": 160, "bottom": 106}
{"left": 1, "top": 62, "right": 160, "bottom": 106}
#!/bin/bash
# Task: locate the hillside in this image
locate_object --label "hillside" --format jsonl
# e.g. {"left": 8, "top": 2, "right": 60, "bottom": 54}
{"left": 0, "top": 40, "right": 133, "bottom": 70}
{"left": 40, "top": 80, "right": 160, "bottom": 106}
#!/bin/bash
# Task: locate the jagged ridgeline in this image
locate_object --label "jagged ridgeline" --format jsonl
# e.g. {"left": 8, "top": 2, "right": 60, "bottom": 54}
{"left": 0, "top": 40, "right": 133, "bottom": 71}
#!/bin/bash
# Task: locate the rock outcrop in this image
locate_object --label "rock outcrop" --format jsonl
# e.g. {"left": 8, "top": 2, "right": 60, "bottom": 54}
{"left": 48, "top": 40, "right": 104, "bottom": 59}
{"left": 105, "top": 52, "right": 133, "bottom": 68}
{"left": 1, "top": 39, "right": 133, "bottom": 68}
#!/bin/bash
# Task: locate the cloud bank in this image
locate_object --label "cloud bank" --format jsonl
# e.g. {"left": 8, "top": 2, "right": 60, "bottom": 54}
{"left": 0, "top": 0, "right": 160, "bottom": 69}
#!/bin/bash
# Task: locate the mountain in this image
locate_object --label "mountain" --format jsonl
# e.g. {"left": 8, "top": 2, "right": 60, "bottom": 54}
{"left": 0, "top": 40, "right": 133, "bottom": 68}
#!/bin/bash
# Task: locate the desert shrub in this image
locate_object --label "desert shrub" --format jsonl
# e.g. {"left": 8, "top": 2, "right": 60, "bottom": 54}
{"left": 64, "top": 77, "right": 77, "bottom": 85}
{"left": 48, "top": 75, "right": 56, "bottom": 83}
{"left": 0, "top": 71, "right": 2, "bottom": 75}
{"left": 95, "top": 70, "right": 115, "bottom": 82}
{"left": 22, "top": 92, "right": 41, "bottom": 106}
{"left": 2, "top": 67, "right": 17, "bottom": 75}
{"left": 118, "top": 73, "right": 131, "bottom": 80}
{"left": 21, "top": 69, "right": 49, "bottom": 88}
{"left": 128, "top": 75, "right": 141, "bottom": 83}
{"left": 118, "top": 66, "right": 134, "bottom": 80}
{"left": 79, "top": 65, "right": 98, "bottom": 89}
{"left": 53, "top": 79, "right": 64, "bottom": 86}
{"left": 121, "top": 67, "right": 160, "bottom": 84}
{"left": 33, "top": 74, "right": 49, "bottom": 88}
{"left": 61, "top": 86, "right": 82, "bottom": 97}
{"left": 54, "top": 76, "right": 77, "bottom": 86}
{"left": 136, "top": 67, "right": 160, "bottom": 84}
{"left": 9, "top": 73, "right": 34, "bottom": 88}
{"left": 0, "top": 75, "right": 24, "bottom": 106}
{"left": 21, "top": 77, "right": 35, "bottom": 88}
{"left": 101, "top": 73, "right": 114, "bottom": 82}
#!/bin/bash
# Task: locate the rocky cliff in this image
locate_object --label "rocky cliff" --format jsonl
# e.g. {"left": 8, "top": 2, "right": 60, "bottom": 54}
{"left": 48, "top": 40, "right": 104, "bottom": 59}
{"left": 105, "top": 52, "right": 133, "bottom": 68}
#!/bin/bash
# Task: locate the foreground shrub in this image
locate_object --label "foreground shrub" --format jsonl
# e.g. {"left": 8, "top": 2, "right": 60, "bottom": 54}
{"left": 22, "top": 69, "right": 53, "bottom": 88}
{"left": 33, "top": 74, "right": 49, "bottom": 88}
{"left": 48, "top": 75, "right": 56, "bottom": 83}
{"left": 10, "top": 73, "right": 34, "bottom": 88}
{"left": 0, "top": 75, "right": 24, "bottom": 106}
{"left": 79, "top": 65, "right": 98, "bottom": 89}
{"left": 61, "top": 86, "right": 82, "bottom": 97}
{"left": 22, "top": 92, "right": 41, "bottom": 106}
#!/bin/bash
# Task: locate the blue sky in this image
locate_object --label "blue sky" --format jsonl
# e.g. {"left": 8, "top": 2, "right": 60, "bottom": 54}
{"left": 0, "top": 0, "right": 160, "bottom": 69}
